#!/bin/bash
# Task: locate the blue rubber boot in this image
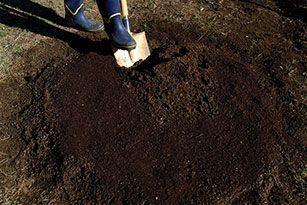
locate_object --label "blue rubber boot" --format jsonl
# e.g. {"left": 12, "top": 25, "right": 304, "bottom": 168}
{"left": 97, "top": 0, "right": 136, "bottom": 50}
{"left": 64, "top": 0, "right": 103, "bottom": 32}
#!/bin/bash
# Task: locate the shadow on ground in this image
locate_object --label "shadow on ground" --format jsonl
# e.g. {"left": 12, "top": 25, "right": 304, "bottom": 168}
{"left": 274, "top": 0, "right": 307, "bottom": 22}
{"left": 0, "top": 0, "right": 306, "bottom": 204}
{"left": 242, "top": 0, "right": 306, "bottom": 23}
{"left": 0, "top": 0, "right": 112, "bottom": 55}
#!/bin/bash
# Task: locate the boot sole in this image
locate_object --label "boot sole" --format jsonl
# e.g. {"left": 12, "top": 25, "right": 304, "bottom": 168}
{"left": 112, "top": 42, "right": 137, "bottom": 51}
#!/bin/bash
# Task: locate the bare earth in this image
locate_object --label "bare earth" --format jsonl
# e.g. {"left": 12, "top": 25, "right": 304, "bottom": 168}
{"left": 0, "top": 0, "right": 306, "bottom": 204}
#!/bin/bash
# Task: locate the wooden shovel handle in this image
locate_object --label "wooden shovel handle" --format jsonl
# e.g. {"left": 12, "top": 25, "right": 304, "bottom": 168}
{"left": 119, "top": 0, "right": 130, "bottom": 32}
{"left": 119, "top": 0, "right": 129, "bottom": 17}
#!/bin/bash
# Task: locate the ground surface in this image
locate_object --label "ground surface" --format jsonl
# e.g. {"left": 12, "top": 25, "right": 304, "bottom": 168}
{"left": 0, "top": 0, "right": 306, "bottom": 204}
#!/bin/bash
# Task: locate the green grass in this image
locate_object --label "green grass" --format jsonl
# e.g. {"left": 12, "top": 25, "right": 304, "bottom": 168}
{"left": 279, "top": 58, "right": 299, "bottom": 74}
{"left": 7, "top": 44, "right": 24, "bottom": 53}
{"left": 290, "top": 165, "right": 307, "bottom": 199}
{"left": 0, "top": 27, "right": 8, "bottom": 37}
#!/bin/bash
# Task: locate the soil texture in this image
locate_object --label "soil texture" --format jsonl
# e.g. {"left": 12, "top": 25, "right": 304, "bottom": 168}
{"left": 0, "top": 0, "right": 306, "bottom": 204}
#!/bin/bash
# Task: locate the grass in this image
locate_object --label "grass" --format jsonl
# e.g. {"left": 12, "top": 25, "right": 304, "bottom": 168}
{"left": 7, "top": 44, "right": 24, "bottom": 53}
{"left": 279, "top": 58, "right": 299, "bottom": 73}
{"left": 0, "top": 0, "right": 306, "bottom": 203}
{"left": 0, "top": 27, "right": 9, "bottom": 37}
{"left": 289, "top": 165, "right": 307, "bottom": 201}
{"left": 279, "top": 57, "right": 306, "bottom": 116}
{"left": 293, "top": 167, "right": 307, "bottom": 191}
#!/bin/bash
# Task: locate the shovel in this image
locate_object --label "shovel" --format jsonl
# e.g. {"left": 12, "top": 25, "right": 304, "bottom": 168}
{"left": 113, "top": 0, "right": 150, "bottom": 68}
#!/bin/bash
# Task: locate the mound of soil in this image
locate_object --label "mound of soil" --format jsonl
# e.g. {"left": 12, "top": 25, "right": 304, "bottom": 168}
{"left": 48, "top": 29, "right": 285, "bottom": 204}
{"left": 1, "top": 1, "right": 305, "bottom": 204}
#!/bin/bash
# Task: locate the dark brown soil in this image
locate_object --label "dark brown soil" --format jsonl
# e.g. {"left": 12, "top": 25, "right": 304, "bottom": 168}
{"left": 46, "top": 25, "right": 301, "bottom": 203}
{"left": 0, "top": 0, "right": 306, "bottom": 204}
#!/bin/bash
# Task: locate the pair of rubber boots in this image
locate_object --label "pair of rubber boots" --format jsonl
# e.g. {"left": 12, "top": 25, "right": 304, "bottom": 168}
{"left": 64, "top": 0, "right": 136, "bottom": 50}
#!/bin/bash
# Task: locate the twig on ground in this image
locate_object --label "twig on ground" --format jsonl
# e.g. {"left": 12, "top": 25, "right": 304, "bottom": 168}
{"left": 14, "top": 32, "right": 23, "bottom": 43}
{"left": 0, "top": 159, "right": 8, "bottom": 166}
{"left": 198, "top": 32, "right": 208, "bottom": 41}
{"left": 0, "top": 152, "right": 7, "bottom": 156}
{"left": 0, "top": 168, "right": 7, "bottom": 176}
{"left": 0, "top": 136, "right": 10, "bottom": 141}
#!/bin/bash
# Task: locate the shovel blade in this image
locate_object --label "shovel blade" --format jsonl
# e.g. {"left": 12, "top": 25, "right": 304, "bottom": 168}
{"left": 114, "top": 32, "right": 150, "bottom": 68}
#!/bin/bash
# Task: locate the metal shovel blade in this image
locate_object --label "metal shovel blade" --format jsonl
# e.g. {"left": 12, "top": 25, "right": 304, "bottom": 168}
{"left": 114, "top": 31, "right": 150, "bottom": 68}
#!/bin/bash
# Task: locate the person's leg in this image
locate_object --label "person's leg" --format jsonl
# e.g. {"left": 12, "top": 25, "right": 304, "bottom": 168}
{"left": 65, "top": 0, "right": 103, "bottom": 32}
{"left": 97, "top": 0, "right": 136, "bottom": 50}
